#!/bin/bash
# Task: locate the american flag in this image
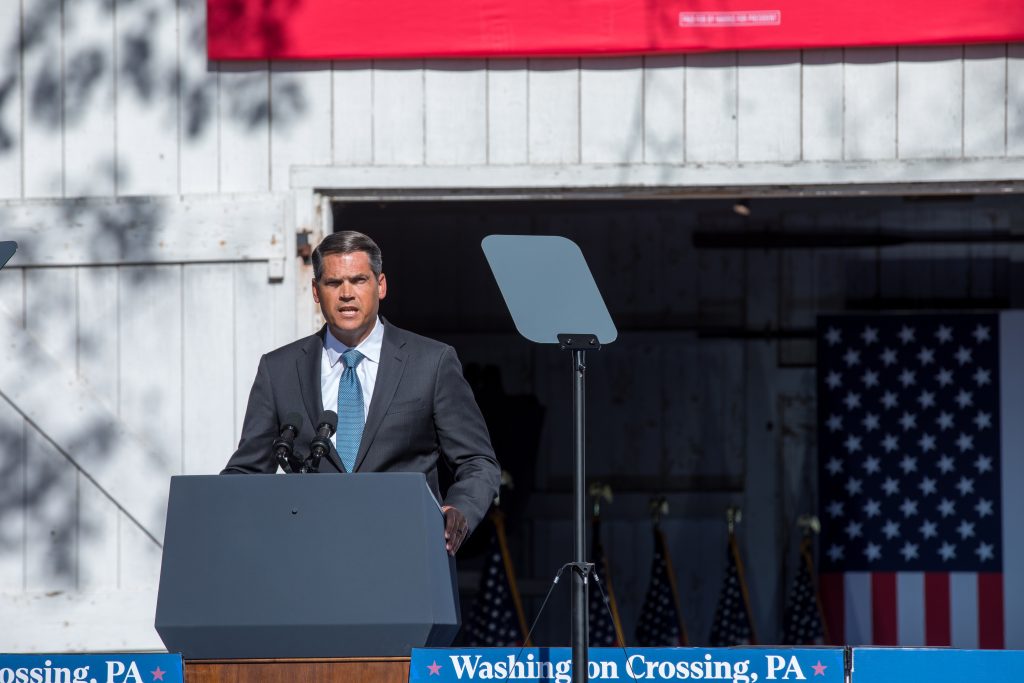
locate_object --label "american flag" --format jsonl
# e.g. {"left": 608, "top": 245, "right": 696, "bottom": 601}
{"left": 634, "top": 525, "right": 688, "bottom": 646}
{"left": 782, "top": 534, "right": 828, "bottom": 645}
{"left": 589, "top": 517, "right": 626, "bottom": 646}
{"left": 462, "top": 511, "right": 529, "bottom": 646}
{"left": 817, "top": 313, "right": 1024, "bottom": 648}
{"left": 708, "top": 530, "right": 757, "bottom": 646}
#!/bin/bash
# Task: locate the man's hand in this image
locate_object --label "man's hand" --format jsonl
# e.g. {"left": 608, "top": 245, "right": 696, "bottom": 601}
{"left": 441, "top": 505, "right": 468, "bottom": 556}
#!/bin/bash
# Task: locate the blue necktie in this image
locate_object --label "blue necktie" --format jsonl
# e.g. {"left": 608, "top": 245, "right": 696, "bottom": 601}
{"left": 337, "top": 349, "right": 365, "bottom": 472}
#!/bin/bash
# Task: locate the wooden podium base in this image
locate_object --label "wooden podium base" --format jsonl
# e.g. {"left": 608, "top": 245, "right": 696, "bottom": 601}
{"left": 185, "top": 657, "right": 411, "bottom": 683}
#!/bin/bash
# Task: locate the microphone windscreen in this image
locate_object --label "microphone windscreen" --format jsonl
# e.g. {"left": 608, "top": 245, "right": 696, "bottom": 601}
{"left": 318, "top": 409, "right": 338, "bottom": 432}
{"left": 282, "top": 412, "right": 304, "bottom": 432}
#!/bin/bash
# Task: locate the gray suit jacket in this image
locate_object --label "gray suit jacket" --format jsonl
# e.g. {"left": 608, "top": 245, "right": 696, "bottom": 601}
{"left": 222, "top": 322, "right": 500, "bottom": 532}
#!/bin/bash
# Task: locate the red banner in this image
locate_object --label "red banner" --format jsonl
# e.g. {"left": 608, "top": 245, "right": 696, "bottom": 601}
{"left": 208, "top": 0, "right": 1024, "bottom": 61}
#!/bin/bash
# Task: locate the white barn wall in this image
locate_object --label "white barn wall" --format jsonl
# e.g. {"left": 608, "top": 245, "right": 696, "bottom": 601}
{"left": 0, "top": 0, "right": 1021, "bottom": 651}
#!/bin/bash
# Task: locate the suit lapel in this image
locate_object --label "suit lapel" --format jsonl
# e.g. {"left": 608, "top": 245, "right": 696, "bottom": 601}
{"left": 354, "top": 325, "right": 407, "bottom": 472}
{"left": 297, "top": 326, "right": 346, "bottom": 472}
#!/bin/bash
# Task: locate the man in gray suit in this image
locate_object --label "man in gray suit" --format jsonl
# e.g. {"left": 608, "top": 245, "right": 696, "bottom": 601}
{"left": 222, "top": 231, "right": 500, "bottom": 554}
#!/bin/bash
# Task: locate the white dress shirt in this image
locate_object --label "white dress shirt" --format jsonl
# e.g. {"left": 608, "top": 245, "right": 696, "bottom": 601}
{"left": 320, "top": 317, "right": 384, "bottom": 448}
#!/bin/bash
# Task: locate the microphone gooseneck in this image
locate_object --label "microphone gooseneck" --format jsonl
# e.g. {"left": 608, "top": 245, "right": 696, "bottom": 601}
{"left": 303, "top": 410, "right": 338, "bottom": 473}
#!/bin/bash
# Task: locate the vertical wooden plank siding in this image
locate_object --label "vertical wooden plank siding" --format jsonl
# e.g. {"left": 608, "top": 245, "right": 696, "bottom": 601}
{"left": 74, "top": 266, "right": 120, "bottom": 592}
{"left": 580, "top": 57, "right": 644, "bottom": 164}
{"left": 897, "top": 46, "right": 963, "bottom": 159}
{"left": 425, "top": 61, "right": 487, "bottom": 165}
{"left": 642, "top": 55, "right": 685, "bottom": 164}
{"left": 844, "top": 47, "right": 897, "bottom": 160}
{"left": 218, "top": 63, "right": 271, "bottom": 193}
{"left": 114, "top": 0, "right": 179, "bottom": 195}
{"left": 332, "top": 61, "right": 374, "bottom": 166}
{"left": 178, "top": 0, "right": 220, "bottom": 194}
{"left": 183, "top": 264, "right": 236, "bottom": 474}
{"left": 0, "top": 0, "right": 21, "bottom": 199}
{"left": 527, "top": 59, "right": 580, "bottom": 164}
{"left": 63, "top": 0, "right": 116, "bottom": 198}
{"left": 22, "top": 0, "right": 63, "bottom": 198}
{"left": 270, "top": 63, "right": 333, "bottom": 192}
{"left": 1007, "top": 45, "right": 1024, "bottom": 157}
{"left": 801, "top": 50, "right": 844, "bottom": 161}
{"left": 0, "top": 270, "right": 25, "bottom": 590}
{"left": 373, "top": 61, "right": 425, "bottom": 165}
{"left": 963, "top": 45, "right": 1007, "bottom": 158}
{"left": 685, "top": 52, "right": 738, "bottom": 163}
{"left": 486, "top": 60, "right": 528, "bottom": 165}
{"left": 737, "top": 52, "right": 801, "bottom": 162}
{"left": 233, "top": 262, "right": 278, "bottom": 445}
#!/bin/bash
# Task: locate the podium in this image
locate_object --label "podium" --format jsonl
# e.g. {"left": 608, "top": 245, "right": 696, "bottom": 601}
{"left": 155, "top": 473, "right": 460, "bottom": 660}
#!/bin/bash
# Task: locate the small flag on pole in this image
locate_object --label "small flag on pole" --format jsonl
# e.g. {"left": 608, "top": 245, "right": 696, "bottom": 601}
{"left": 462, "top": 510, "right": 530, "bottom": 646}
{"left": 783, "top": 527, "right": 829, "bottom": 645}
{"left": 709, "top": 509, "right": 757, "bottom": 646}
{"left": 635, "top": 507, "right": 688, "bottom": 646}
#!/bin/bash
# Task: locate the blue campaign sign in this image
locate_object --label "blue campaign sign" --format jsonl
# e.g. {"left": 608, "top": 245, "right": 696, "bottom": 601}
{"left": 852, "top": 647, "right": 1024, "bottom": 683}
{"left": 411, "top": 648, "right": 844, "bottom": 683}
{"left": 0, "top": 653, "right": 182, "bottom": 683}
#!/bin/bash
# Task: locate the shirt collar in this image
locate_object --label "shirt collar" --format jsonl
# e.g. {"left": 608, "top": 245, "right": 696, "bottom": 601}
{"left": 323, "top": 317, "right": 384, "bottom": 367}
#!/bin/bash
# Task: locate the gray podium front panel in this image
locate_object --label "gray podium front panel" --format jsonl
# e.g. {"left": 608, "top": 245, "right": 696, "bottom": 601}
{"left": 155, "top": 473, "right": 459, "bottom": 659}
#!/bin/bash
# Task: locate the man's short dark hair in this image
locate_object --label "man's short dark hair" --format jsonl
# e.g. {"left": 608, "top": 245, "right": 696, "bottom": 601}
{"left": 312, "top": 231, "right": 383, "bottom": 281}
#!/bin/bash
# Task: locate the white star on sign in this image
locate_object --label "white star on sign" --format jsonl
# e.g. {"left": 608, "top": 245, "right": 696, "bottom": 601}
{"left": 863, "top": 455, "right": 881, "bottom": 474}
{"left": 973, "top": 367, "right": 991, "bottom": 386}
{"left": 881, "top": 391, "right": 899, "bottom": 409}
{"left": 935, "top": 368, "right": 954, "bottom": 387}
{"left": 862, "top": 326, "right": 879, "bottom": 344}
{"left": 864, "top": 543, "right": 882, "bottom": 561}
{"left": 862, "top": 413, "right": 880, "bottom": 431}
{"left": 936, "top": 412, "right": 954, "bottom": 431}
{"left": 973, "top": 324, "right": 991, "bottom": 343}
{"left": 826, "top": 371, "right": 842, "bottom": 389}
{"left": 975, "top": 498, "right": 994, "bottom": 517}
{"left": 882, "top": 434, "right": 899, "bottom": 452}
{"left": 844, "top": 392, "right": 862, "bottom": 410}
{"left": 938, "top": 498, "right": 956, "bottom": 517}
{"left": 976, "top": 542, "right": 994, "bottom": 562}
{"left": 882, "top": 477, "right": 900, "bottom": 496}
{"left": 900, "top": 455, "right": 918, "bottom": 473}
{"left": 917, "top": 347, "right": 935, "bottom": 365}
{"left": 882, "top": 519, "right": 901, "bottom": 539}
{"left": 862, "top": 369, "right": 879, "bottom": 388}
{"left": 900, "top": 542, "right": 919, "bottom": 561}
{"left": 899, "top": 369, "right": 917, "bottom": 387}
{"left": 956, "top": 433, "right": 974, "bottom": 452}
{"left": 898, "top": 326, "right": 916, "bottom": 344}
{"left": 974, "top": 411, "right": 992, "bottom": 431}
{"left": 880, "top": 348, "right": 898, "bottom": 366}
{"left": 974, "top": 454, "right": 992, "bottom": 473}
{"left": 955, "top": 346, "right": 973, "bottom": 366}
{"left": 845, "top": 520, "right": 863, "bottom": 538}
{"left": 955, "top": 390, "right": 973, "bottom": 409}
{"left": 936, "top": 454, "right": 956, "bottom": 473}
{"left": 957, "top": 520, "right": 975, "bottom": 539}
{"left": 826, "top": 327, "right": 842, "bottom": 345}
{"left": 864, "top": 499, "right": 881, "bottom": 517}
{"left": 939, "top": 542, "right": 956, "bottom": 561}
{"left": 900, "top": 498, "right": 919, "bottom": 517}
{"left": 844, "top": 434, "right": 862, "bottom": 453}
{"left": 918, "top": 433, "right": 936, "bottom": 452}
{"left": 935, "top": 325, "right": 953, "bottom": 343}
{"left": 846, "top": 478, "right": 863, "bottom": 496}
{"left": 844, "top": 348, "right": 861, "bottom": 367}
{"left": 899, "top": 412, "right": 918, "bottom": 431}
{"left": 919, "top": 519, "right": 938, "bottom": 539}
{"left": 956, "top": 476, "right": 975, "bottom": 496}
{"left": 918, "top": 477, "right": 937, "bottom": 496}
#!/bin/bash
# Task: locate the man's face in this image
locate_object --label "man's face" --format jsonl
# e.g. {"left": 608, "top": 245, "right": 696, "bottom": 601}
{"left": 312, "top": 251, "right": 387, "bottom": 347}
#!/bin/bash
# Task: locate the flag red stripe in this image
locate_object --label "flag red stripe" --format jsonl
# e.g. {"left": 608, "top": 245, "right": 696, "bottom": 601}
{"left": 978, "top": 573, "right": 1004, "bottom": 648}
{"left": 820, "top": 573, "right": 845, "bottom": 645}
{"left": 872, "top": 573, "right": 898, "bottom": 645}
{"left": 924, "top": 573, "right": 951, "bottom": 646}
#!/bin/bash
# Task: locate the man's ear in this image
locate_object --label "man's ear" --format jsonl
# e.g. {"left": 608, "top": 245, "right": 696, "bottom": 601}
{"left": 377, "top": 272, "right": 387, "bottom": 300}
{"left": 311, "top": 278, "right": 321, "bottom": 304}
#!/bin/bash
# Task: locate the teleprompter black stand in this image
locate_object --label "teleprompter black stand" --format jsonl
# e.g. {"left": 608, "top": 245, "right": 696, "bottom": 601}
{"left": 482, "top": 235, "right": 617, "bottom": 683}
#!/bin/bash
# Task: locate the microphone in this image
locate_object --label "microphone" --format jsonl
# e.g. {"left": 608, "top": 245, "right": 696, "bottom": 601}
{"left": 303, "top": 409, "right": 337, "bottom": 473}
{"left": 273, "top": 412, "right": 304, "bottom": 473}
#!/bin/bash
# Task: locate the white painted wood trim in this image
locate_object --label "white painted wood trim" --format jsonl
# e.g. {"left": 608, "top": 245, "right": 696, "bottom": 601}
{"left": 0, "top": 589, "right": 163, "bottom": 652}
{"left": 2, "top": 195, "right": 288, "bottom": 268}
{"left": 0, "top": 308, "right": 170, "bottom": 543}
{"left": 292, "top": 159, "right": 1024, "bottom": 197}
